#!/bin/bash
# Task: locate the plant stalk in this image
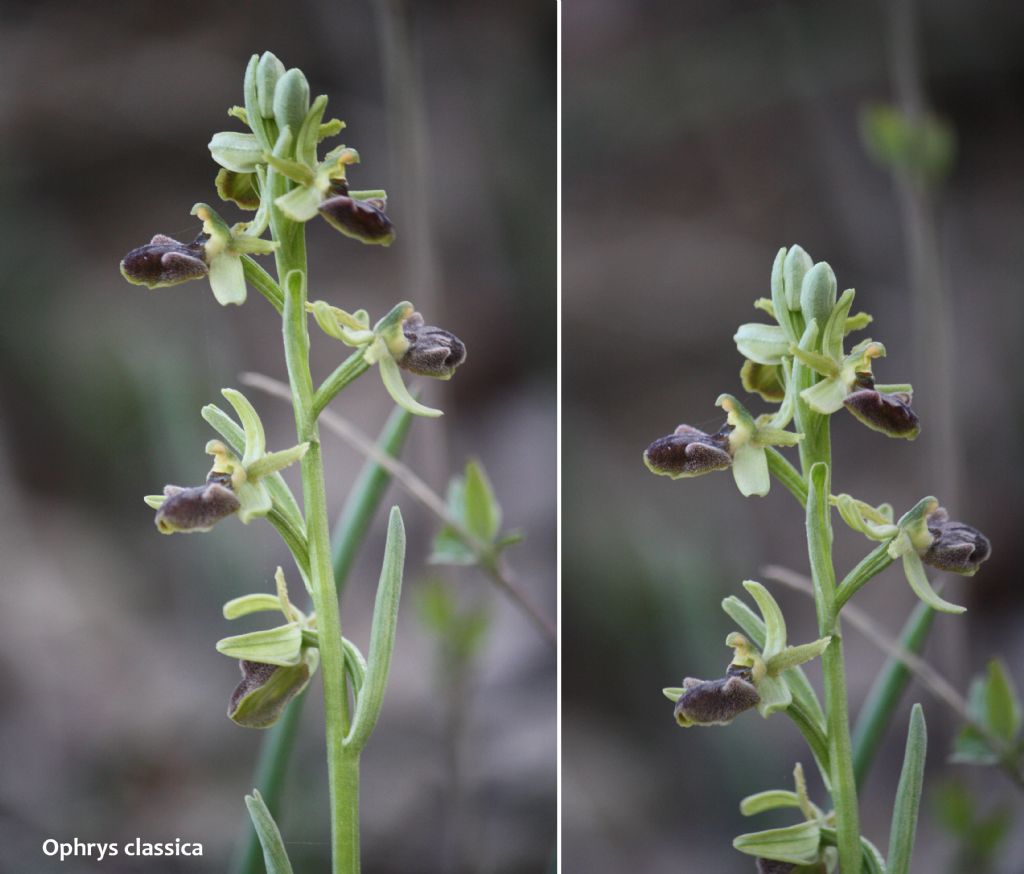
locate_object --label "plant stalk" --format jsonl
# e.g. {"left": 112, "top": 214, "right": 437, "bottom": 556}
{"left": 795, "top": 356, "right": 860, "bottom": 874}
{"left": 270, "top": 165, "right": 359, "bottom": 874}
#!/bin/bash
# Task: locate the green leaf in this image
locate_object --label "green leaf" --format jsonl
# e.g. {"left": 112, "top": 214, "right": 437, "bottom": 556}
{"left": 429, "top": 526, "right": 476, "bottom": 566}
{"left": 244, "top": 789, "right": 295, "bottom": 874}
{"left": 739, "top": 789, "right": 802, "bottom": 816}
{"left": 346, "top": 507, "right": 405, "bottom": 751}
{"left": 463, "top": 460, "right": 501, "bottom": 542}
{"left": 732, "top": 820, "right": 820, "bottom": 865}
{"left": 216, "top": 623, "right": 303, "bottom": 667}
{"left": 887, "top": 704, "right": 928, "bottom": 874}
{"left": 984, "top": 658, "right": 1022, "bottom": 742}
{"left": 224, "top": 593, "right": 284, "bottom": 620}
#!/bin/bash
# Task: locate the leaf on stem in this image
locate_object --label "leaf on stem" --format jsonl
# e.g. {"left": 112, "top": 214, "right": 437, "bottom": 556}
{"left": 887, "top": 704, "right": 927, "bottom": 874}
{"left": 244, "top": 789, "right": 295, "bottom": 874}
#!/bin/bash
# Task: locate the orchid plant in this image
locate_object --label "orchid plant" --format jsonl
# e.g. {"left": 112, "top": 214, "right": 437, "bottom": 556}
{"left": 646, "top": 245, "right": 992, "bottom": 873}
{"left": 120, "top": 53, "right": 472, "bottom": 874}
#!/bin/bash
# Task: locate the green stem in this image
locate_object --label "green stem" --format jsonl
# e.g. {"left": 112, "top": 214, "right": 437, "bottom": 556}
{"left": 765, "top": 446, "right": 807, "bottom": 507}
{"left": 314, "top": 350, "right": 373, "bottom": 417}
{"left": 232, "top": 406, "right": 414, "bottom": 874}
{"left": 852, "top": 601, "right": 935, "bottom": 790}
{"left": 270, "top": 162, "right": 358, "bottom": 874}
{"left": 794, "top": 346, "right": 861, "bottom": 874}
{"left": 836, "top": 542, "right": 897, "bottom": 610}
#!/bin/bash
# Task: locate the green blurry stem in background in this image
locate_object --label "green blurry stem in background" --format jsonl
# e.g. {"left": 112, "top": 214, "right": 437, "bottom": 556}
{"left": 231, "top": 405, "right": 414, "bottom": 874}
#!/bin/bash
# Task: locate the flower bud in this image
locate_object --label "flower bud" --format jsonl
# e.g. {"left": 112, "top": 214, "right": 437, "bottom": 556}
{"left": 673, "top": 673, "right": 761, "bottom": 727}
{"left": 398, "top": 313, "right": 466, "bottom": 379}
{"left": 318, "top": 194, "right": 396, "bottom": 246}
{"left": 643, "top": 425, "right": 732, "bottom": 479}
{"left": 922, "top": 507, "right": 991, "bottom": 575}
{"left": 843, "top": 388, "right": 920, "bottom": 440}
{"left": 120, "top": 234, "right": 208, "bottom": 288}
{"left": 799, "top": 261, "right": 837, "bottom": 330}
{"left": 783, "top": 245, "right": 813, "bottom": 312}
{"left": 272, "top": 67, "right": 310, "bottom": 134}
{"left": 255, "top": 52, "right": 286, "bottom": 119}
{"left": 228, "top": 655, "right": 316, "bottom": 729}
{"left": 154, "top": 479, "right": 240, "bottom": 534}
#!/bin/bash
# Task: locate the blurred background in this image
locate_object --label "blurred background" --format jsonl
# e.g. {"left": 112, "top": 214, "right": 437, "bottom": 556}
{"left": 563, "top": 1, "right": 1023, "bottom": 873}
{"left": 0, "top": 2, "right": 555, "bottom": 872}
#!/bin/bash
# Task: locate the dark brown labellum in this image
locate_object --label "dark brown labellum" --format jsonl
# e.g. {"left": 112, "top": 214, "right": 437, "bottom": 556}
{"left": 155, "top": 482, "right": 240, "bottom": 534}
{"left": 644, "top": 425, "right": 732, "bottom": 478}
{"left": 120, "top": 234, "right": 209, "bottom": 288}
{"left": 756, "top": 860, "right": 797, "bottom": 874}
{"left": 318, "top": 195, "right": 396, "bottom": 246}
{"left": 399, "top": 312, "right": 467, "bottom": 379}
{"left": 229, "top": 658, "right": 314, "bottom": 729}
{"left": 844, "top": 389, "right": 920, "bottom": 440}
{"left": 922, "top": 507, "right": 991, "bottom": 575}
{"left": 674, "top": 674, "right": 760, "bottom": 726}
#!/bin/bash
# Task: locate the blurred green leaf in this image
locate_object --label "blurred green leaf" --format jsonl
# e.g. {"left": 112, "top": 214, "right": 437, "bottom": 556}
{"left": 416, "top": 578, "right": 491, "bottom": 664}
{"left": 887, "top": 704, "right": 927, "bottom": 874}
{"left": 861, "top": 103, "right": 956, "bottom": 190}
{"left": 244, "top": 789, "right": 294, "bottom": 874}
{"left": 463, "top": 459, "right": 501, "bottom": 542}
{"left": 984, "top": 659, "right": 1022, "bottom": 743}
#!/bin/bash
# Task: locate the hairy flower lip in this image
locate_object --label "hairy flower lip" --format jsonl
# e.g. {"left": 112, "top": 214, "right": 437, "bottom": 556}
{"left": 398, "top": 312, "right": 466, "bottom": 379}
{"left": 318, "top": 194, "right": 396, "bottom": 246}
{"left": 922, "top": 507, "right": 991, "bottom": 574}
{"left": 843, "top": 388, "right": 920, "bottom": 439}
{"left": 120, "top": 234, "right": 209, "bottom": 288}
{"left": 643, "top": 425, "right": 732, "bottom": 478}
{"left": 673, "top": 673, "right": 760, "bottom": 727}
{"left": 154, "top": 481, "right": 241, "bottom": 534}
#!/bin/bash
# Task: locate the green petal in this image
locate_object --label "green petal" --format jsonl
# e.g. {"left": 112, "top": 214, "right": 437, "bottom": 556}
{"left": 209, "top": 131, "right": 264, "bottom": 173}
{"left": 743, "top": 580, "right": 787, "bottom": 658}
{"left": 740, "top": 790, "right": 803, "bottom": 816}
{"left": 223, "top": 593, "right": 284, "bottom": 620}
{"left": 734, "top": 323, "right": 790, "bottom": 365}
{"left": 216, "top": 622, "right": 303, "bottom": 666}
{"left": 208, "top": 253, "right": 247, "bottom": 306}
{"left": 800, "top": 376, "right": 849, "bottom": 414}
{"left": 732, "top": 445, "right": 770, "bottom": 497}
{"left": 733, "top": 820, "right": 820, "bottom": 866}
{"left": 378, "top": 354, "right": 442, "bottom": 418}
{"left": 902, "top": 550, "right": 966, "bottom": 614}
{"left": 276, "top": 183, "right": 324, "bottom": 222}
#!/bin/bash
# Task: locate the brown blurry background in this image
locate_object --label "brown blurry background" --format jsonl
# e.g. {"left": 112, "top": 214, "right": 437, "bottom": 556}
{"left": 0, "top": 2, "right": 555, "bottom": 873}
{"left": 564, "top": 1, "right": 1023, "bottom": 873}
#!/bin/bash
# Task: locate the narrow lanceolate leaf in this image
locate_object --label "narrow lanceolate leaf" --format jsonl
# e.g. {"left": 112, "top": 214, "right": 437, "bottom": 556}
{"left": 346, "top": 507, "right": 406, "bottom": 751}
{"left": 244, "top": 789, "right": 295, "bottom": 874}
{"left": 732, "top": 820, "right": 820, "bottom": 865}
{"left": 887, "top": 704, "right": 927, "bottom": 874}
{"left": 216, "top": 623, "right": 303, "bottom": 667}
